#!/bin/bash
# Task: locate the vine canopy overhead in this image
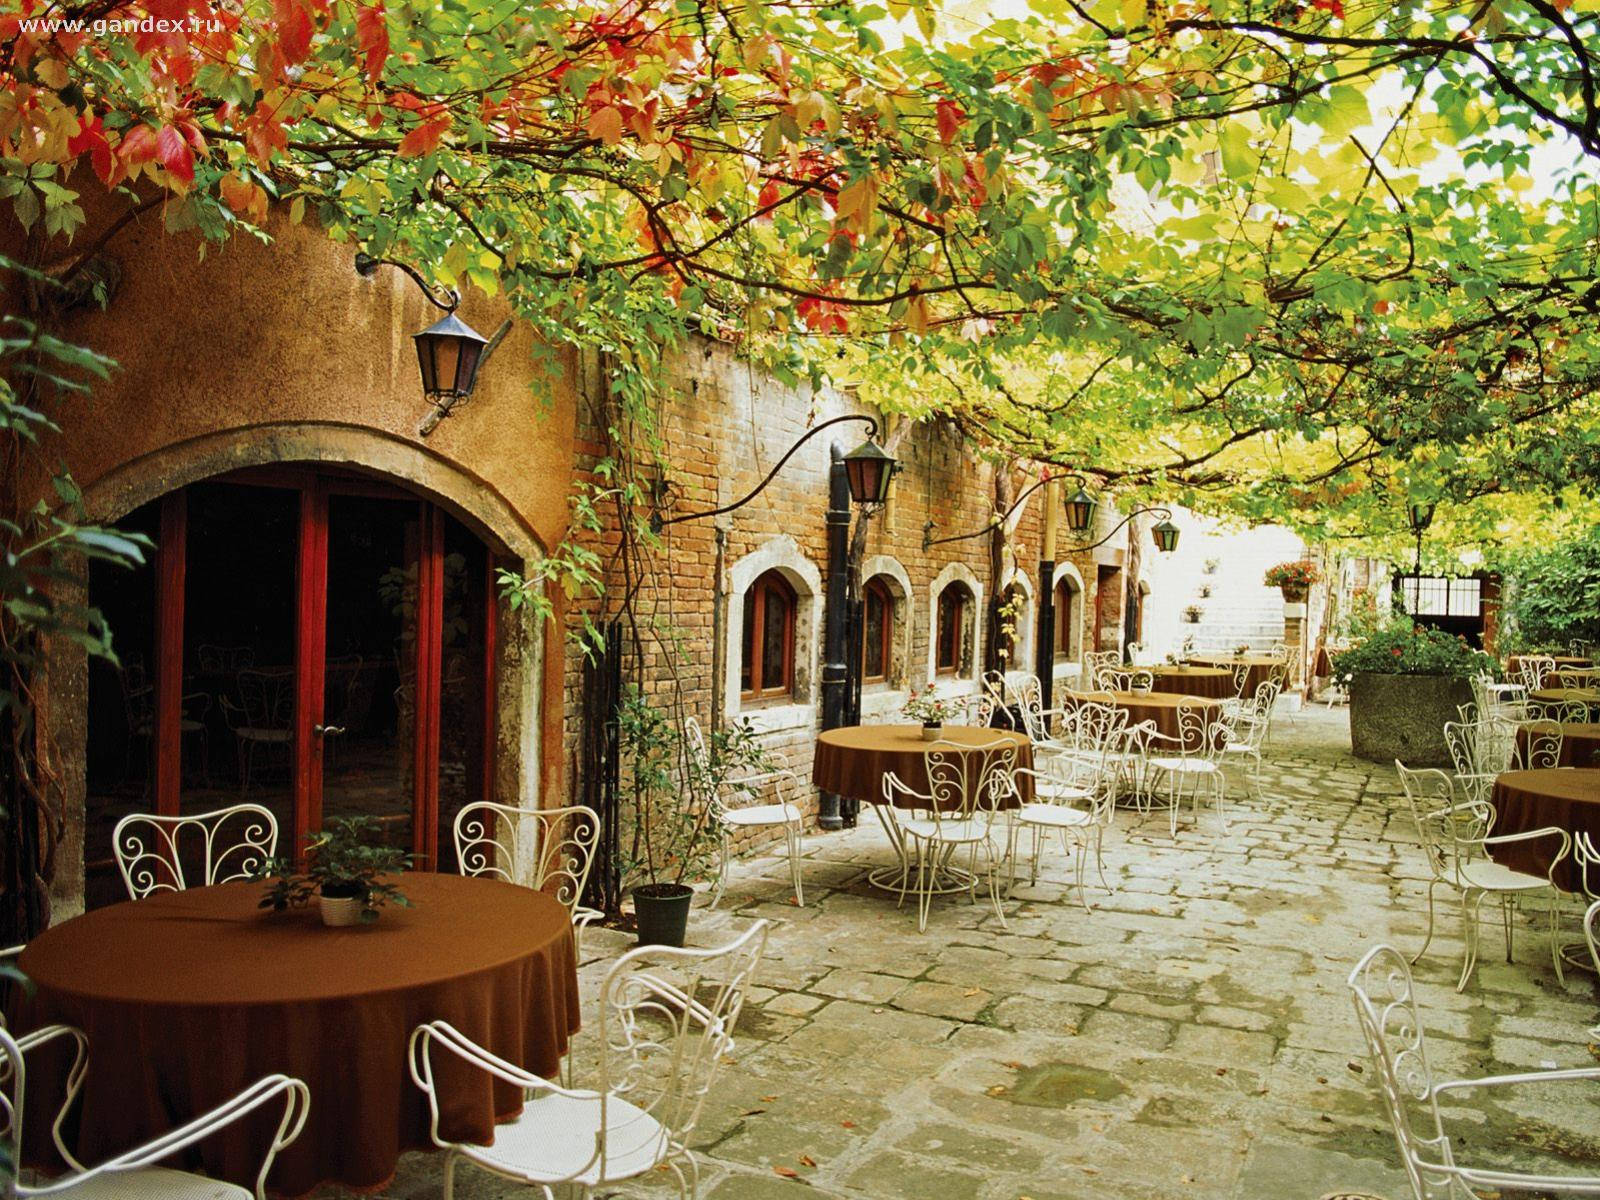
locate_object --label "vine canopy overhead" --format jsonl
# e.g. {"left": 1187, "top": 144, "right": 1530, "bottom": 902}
{"left": 5, "top": 0, "right": 1600, "bottom": 548}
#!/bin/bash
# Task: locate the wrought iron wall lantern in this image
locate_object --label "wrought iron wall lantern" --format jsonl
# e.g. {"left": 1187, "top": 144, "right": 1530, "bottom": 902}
{"left": 649, "top": 415, "right": 896, "bottom": 533}
{"left": 354, "top": 252, "right": 513, "bottom": 439}
{"left": 1407, "top": 499, "right": 1436, "bottom": 575}
{"left": 925, "top": 472, "right": 1180, "bottom": 555}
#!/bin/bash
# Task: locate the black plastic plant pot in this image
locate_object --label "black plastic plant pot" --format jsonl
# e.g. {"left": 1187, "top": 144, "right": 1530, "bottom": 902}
{"left": 632, "top": 883, "right": 694, "bottom": 947}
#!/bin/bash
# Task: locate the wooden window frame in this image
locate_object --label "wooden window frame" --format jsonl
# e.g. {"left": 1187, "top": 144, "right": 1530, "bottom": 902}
{"left": 935, "top": 583, "right": 969, "bottom": 676}
{"left": 742, "top": 570, "right": 797, "bottom": 701}
{"left": 861, "top": 577, "right": 893, "bottom": 684}
{"left": 1053, "top": 578, "right": 1077, "bottom": 659}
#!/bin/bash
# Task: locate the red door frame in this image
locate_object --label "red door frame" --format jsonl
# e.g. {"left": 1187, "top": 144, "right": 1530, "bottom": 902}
{"left": 147, "top": 469, "right": 498, "bottom": 867}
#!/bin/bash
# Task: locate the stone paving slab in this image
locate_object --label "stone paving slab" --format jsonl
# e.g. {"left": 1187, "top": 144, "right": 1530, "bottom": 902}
{"left": 326, "top": 706, "right": 1600, "bottom": 1200}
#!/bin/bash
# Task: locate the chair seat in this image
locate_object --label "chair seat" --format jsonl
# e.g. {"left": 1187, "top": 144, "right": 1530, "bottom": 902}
{"left": 49, "top": 1167, "right": 250, "bottom": 1199}
{"left": 1148, "top": 756, "right": 1219, "bottom": 774}
{"left": 236, "top": 728, "right": 291, "bottom": 744}
{"left": 458, "top": 1086, "right": 668, "bottom": 1186}
{"left": 902, "top": 817, "right": 990, "bottom": 843}
{"left": 1014, "top": 804, "right": 1091, "bottom": 829}
{"left": 722, "top": 803, "right": 803, "bottom": 827}
{"left": 1456, "top": 860, "right": 1556, "bottom": 892}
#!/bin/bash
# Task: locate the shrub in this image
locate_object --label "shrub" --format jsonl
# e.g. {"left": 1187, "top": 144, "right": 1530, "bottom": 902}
{"left": 1331, "top": 621, "right": 1498, "bottom": 680}
{"left": 1501, "top": 529, "right": 1600, "bottom": 652}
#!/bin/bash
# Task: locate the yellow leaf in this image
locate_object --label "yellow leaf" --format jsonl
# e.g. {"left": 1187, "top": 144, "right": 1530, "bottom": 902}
{"left": 586, "top": 106, "right": 624, "bottom": 146}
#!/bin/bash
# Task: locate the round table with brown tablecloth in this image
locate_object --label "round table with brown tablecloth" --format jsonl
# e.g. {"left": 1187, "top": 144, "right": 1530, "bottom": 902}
{"left": 1528, "top": 687, "right": 1600, "bottom": 719}
{"left": 12, "top": 873, "right": 580, "bottom": 1197}
{"left": 1540, "top": 665, "right": 1600, "bottom": 689}
{"left": 1144, "top": 665, "right": 1233, "bottom": 700}
{"left": 1508, "top": 655, "right": 1592, "bottom": 679}
{"left": 1488, "top": 768, "right": 1600, "bottom": 894}
{"left": 814, "top": 724, "right": 1033, "bottom": 809}
{"left": 1066, "top": 689, "right": 1223, "bottom": 751}
{"left": 1188, "top": 656, "right": 1280, "bottom": 696}
{"left": 1515, "top": 722, "right": 1600, "bottom": 769}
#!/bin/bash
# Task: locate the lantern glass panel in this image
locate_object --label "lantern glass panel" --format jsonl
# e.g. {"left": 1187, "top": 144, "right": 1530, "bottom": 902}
{"left": 1065, "top": 489, "right": 1098, "bottom": 534}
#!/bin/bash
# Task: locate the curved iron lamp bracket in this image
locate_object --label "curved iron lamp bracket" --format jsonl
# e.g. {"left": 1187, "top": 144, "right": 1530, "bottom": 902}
{"left": 923, "top": 472, "right": 1089, "bottom": 550}
{"left": 355, "top": 251, "right": 460, "bottom": 313}
{"left": 650, "top": 414, "right": 880, "bottom": 533}
{"left": 1069, "top": 505, "right": 1173, "bottom": 552}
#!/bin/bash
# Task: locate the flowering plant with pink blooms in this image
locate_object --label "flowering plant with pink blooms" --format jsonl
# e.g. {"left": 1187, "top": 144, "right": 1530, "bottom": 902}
{"left": 903, "top": 686, "right": 959, "bottom": 726}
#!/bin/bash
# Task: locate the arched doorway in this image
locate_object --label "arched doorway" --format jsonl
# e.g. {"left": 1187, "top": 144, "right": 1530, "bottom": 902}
{"left": 83, "top": 465, "right": 506, "bottom": 908}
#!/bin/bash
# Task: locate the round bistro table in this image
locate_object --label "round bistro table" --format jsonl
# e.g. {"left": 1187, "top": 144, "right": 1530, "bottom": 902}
{"left": 1515, "top": 722, "right": 1600, "bottom": 769}
{"left": 1541, "top": 665, "right": 1600, "bottom": 689}
{"left": 1188, "top": 656, "right": 1280, "bottom": 696}
{"left": 13, "top": 873, "right": 581, "bottom": 1197}
{"left": 814, "top": 724, "right": 1031, "bottom": 892}
{"left": 1488, "top": 768, "right": 1600, "bottom": 894}
{"left": 1528, "top": 687, "right": 1600, "bottom": 720}
{"left": 1065, "top": 689, "right": 1223, "bottom": 751}
{"left": 1143, "top": 665, "right": 1233, "bottom": 700}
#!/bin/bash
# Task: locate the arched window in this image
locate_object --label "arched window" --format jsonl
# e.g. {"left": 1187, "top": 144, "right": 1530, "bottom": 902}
{"left": 1054, "top": 576, "right": 1080, "bottom": 659}
{"left": 935, "top": 582, "right": 973, "bottom": 675}
{"left": 861, "top": 577, "right": 893, "bottom": 683}
{"left": 741, "top": 570, "right": 796, "bottom": 699}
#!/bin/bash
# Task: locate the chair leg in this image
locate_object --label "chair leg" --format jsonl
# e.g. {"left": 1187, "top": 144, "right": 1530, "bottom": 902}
{"left": 983, "top": 840, "right": 1008, "bottom": 929}
{"left": 1548, "top": 895, "right": 1564, "bottom": 986}
{"left": 1412, "top": 880, "right": 1439, "bottom": 965}
{"left": 710, "top": 825, "right": 729, "bottom": 911}
{"left": 1457, "top": 891, "right": 1485, "bottom": 993}
{"left": 1094, "top": 825, "right": 1110, "bottom": 894}
{"left": 1501, "top": 894, "right": 1514, "bottom": 963}
{"left": 787, "top": 823, "right": 804, "bottom": 907}
{"left": 442, "top": 1147, "right": 459, "bottom": 1200}
{"left": 915, "top": 843, "right": 933, "bottom": 933}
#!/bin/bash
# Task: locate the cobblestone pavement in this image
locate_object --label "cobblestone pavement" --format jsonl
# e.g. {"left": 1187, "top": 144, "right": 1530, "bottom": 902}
{"left": 365, "top": 705, "right": 1599, "bottom": 1200}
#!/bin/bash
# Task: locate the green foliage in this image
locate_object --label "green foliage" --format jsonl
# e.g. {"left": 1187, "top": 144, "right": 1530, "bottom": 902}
{"left": 1500, "top": 528, "right": 1600, "bottom": 652}
{"left": 255, "top": 816, "right": 414, "bottom": 922}
{"left": 1331, "top": 621, "right": 1498, "bottom": 681}
{"left": 616, "top": 688, "right": 775, "bottom": 889}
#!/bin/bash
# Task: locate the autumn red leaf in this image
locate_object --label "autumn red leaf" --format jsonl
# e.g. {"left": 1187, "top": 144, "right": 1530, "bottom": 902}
{"left": 274, "top": 0, "right": 315, "bottom": 64}
{"left": 936, "top": 99, "right": 964, "bottom": 144}
{"left": 68, "top": 115, "right": 116, "bottom": 184}
{"left": 155, "top": 124, "right": 196, "bottom": 184}
{"left": 397, "top": 115, "right": 450, "bottom": 157}
{"left": 355, "top": 4, "right": 389, "bottom": 84}
{"left": 773, "top": 1166, "right": 799, "bottom": 1178}
{"left": 118, "top": 124, "right": 160, "bottom": 165}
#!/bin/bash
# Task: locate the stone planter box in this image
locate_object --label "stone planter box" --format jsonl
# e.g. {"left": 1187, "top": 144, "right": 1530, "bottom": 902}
{"left": 1348, "top": 672, "right": 1473, "bottom": 767}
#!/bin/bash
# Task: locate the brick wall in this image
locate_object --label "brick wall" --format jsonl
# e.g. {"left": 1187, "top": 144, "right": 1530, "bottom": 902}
{"left": 560, "top": 336, "right": 1131, "bottom": 860}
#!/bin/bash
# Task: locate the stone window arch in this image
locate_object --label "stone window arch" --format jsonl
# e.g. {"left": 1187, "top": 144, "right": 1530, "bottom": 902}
{"left": 726, "top": 536, "right": 822, "bottom": 725}
{"left": 927, "top": 562, "right": 983, "bottom": 681}
{"left": 858, "top": 554, "right": 913, "bottom": 691}
{"left": 1052, "top": 563, "right": 1086, "bottom": 662}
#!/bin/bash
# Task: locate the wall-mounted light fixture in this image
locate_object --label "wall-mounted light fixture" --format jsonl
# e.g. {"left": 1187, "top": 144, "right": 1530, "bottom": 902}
{"left": 355, "top": 252, "right": 513, "bottom": 438}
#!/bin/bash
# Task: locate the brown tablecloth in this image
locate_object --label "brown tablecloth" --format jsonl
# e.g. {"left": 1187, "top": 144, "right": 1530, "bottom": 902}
{"left": 1065, "top": 690, "right": 1222, "bottom": 751}
{"left": 1144, "top": 665, "right": 1232, "bottom": 700}
{"left": 1515, "top": 722, "right": 1600, "bottom": 769}
{"left": 1488, "top": 768, "right": 1600, "bottom": 893}
{"left": 814, "top": 724, "right": 1031, "bottom": 809}
{"left": 1189, "top": 656, "right": 1279, "bottom": 695}
{"left": 13, "top": 874, "right": 580, "bottom": 1196}
{"left": 1528, "top": 687, "right": 1600, "bottom": 718}
{"left": 1540, "top": 665, "right": 1600, "bottom": 689}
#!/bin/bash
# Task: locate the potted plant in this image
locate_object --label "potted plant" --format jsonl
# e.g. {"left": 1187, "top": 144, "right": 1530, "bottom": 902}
{"left": 904, "top": 686, "right": 959, "bottom": 740}
{"left": 1182, "top": 604, "right": 1204, "bottom": 624}
{"left": 255, "top": 815, "right": 413, "bottom": 926}
{"left": 618, "top": 690, "right": 775, "bottom": 946}
{"left": 1203, "top": 557, "right": 1221, "bottom": 575}
{"left": 1233, "top": 643, "right": 1251, "bottom": 657}
{"left": 1264, "top": 560, "right": 1320, "bottom": 602}
{"left": 1332, "top": 619, "right": 1499, "bottom": 766}
{"left": 1198, "top": 584, "right": 1212, "bottom": 598}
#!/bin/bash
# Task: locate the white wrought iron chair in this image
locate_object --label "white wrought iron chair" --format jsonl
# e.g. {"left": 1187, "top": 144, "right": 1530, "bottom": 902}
{"left": 1515, "top": 654, "right": 1555, "bottom": 695}
{"left": 1144, "top": 705, "right": 1229, "bottom": 837}
{"left": 112, "top": 804, "right": 279, "bottom": 901}
{"left": 219, "top": 668, "right": 294, "bottom": 791}
{"left": 1587, "top": 899, "right": 1600, "bottom": 1041}
{"left": 1394, "top": 762, "right": 1569, "bottom": 991}
{"left": 1470, "top": 671, "right": 1526, "bottom": 722}
{"left": 408, "top": 920, "right": 769, "bottom": 1200}
{"left": 453, "top": 802, "right": 603, "bottom": 951}
{"left": 882, "top": 739, "right": 1016, "bottom": 933}
{"left": 1101, "top": 668, "right": 1153, "bottom": 694}
{"left": 1348, "top": 943, "right": 1600, "bottom": 1200}
{"left": 1220, "top": 681, "right": 1279, "bottom": 796}
{"left": 0, "top": 1022, "right": 309, "bottom": 1200}
{"left": 683, "top": 718, "right": 805, "bottom": 909}
{"left": 1516, "top": 718, "right": 1564, "bottom": 770}
{"left": 1007, "top": 716, "right": 1125, "bottom": 908}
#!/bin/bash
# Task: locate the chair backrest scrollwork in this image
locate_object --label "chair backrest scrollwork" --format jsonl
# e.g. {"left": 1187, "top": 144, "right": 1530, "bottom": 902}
{"left": 112, "top": 804, "right": 279, "bottom": 900}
